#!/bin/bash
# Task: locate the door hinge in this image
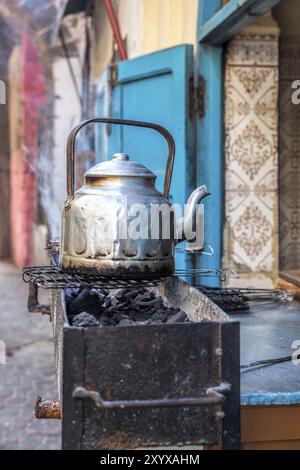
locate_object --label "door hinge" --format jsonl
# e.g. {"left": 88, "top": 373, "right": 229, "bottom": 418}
{"left": 189, "top": 75, "right": 206, "bottom": 120}
{"left": 188, "top": 76, "right": 196, "bottom": 120}
{"left": 109, "top": 63, "right": 118, "bottom": 89}
{"left": 197, "top": 75, "right": 206, "bottom": 119}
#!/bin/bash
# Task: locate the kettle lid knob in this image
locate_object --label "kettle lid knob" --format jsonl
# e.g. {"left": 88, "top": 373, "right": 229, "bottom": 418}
{"left": 113, "top": 153, "right": 129, "bottom": 161}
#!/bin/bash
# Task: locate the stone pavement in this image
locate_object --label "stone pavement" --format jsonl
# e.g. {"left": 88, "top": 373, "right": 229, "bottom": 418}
{"left": 0, "top": 261, "right": 61, "bottom": 449}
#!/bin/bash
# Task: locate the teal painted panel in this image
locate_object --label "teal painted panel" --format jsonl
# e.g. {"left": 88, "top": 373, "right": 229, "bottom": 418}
{"left": 116, "top": 46, "right": 194, "bottom": 205}
{"left": 198, "top": 0, "right": 284, "bottom": 45}
{"left": 197, "top": 1, "right": 223, "bottom": 287}
{"left": 95, "top": 45, "right": 195, "bottom": 272}
{"left": 241, "top": 392, "right": 300, "bottom": 406}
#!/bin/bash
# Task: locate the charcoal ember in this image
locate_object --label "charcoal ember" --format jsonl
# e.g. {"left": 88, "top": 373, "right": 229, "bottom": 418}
{"left": 125, "top": 289, "right": 141, "bottom": 299}
{"left": 148, "top": 318, "right": 164, "bottom": 324}
{"left": 165, "top": 308, "right": 178, "bottom": 317}
{"left": 166, "top": 310, "right": 188, "bottom": 324}
{"left": 103, "top": 296, "right": 112, "bottom": 310}
{"left": 109, "top": 289, "right": 129, "bottom": 301}
{"left": 97, "top": 315, "right": 109, "bottom": 325}
{"left": 151, "top": 310, "right": 168, "bottom": 323}
{"left": 102, "top": 305, "right": 118, "bottom": 317}
{"left": 113, "top": 312, "right": 129, "bottom": 323}
{"left": 102, "top": 319, "right": 116, "bottom": 326}
{"left": 119, "top": 319, "right": 136, "bottom": 326}
{"left": 90, "top": 288, "right": 107, "bottom": 303}
{"left": 134, "top": 297, "right": 163, "bottom": 309}
{"left": 133, "top": 310, "right": 153, "bottom": 322}
{"left": 104, "top": 293, "right": 121, "bottom": 307}
{"left": 72, "top": 312, "right": 99, "bottom": 327}
{"left": 117, "top": 301, "right": 131, "bottom": 311}
{"left": 135, "top": 290, "right": 155, "bottom": 303}
{"left": 69, "top": 288, "right": 102, "bottom": 316}
{"left": 64, "top": 288, "right": 81, "bottom": 304}
{"left": 66, "top": 285, "right": 189, "bottom": 327}
{"left": 97, "top": 318, "right": 117, "bottom": 327}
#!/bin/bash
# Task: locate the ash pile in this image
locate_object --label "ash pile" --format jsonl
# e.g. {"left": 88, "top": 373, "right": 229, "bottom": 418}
{"left": 65, "top": 287, "right": 189, "bottom": 327}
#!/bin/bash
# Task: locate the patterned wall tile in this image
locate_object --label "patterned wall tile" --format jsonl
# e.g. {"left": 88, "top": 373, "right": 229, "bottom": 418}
{"left": 224, "top": 32, "right": 279, "bottom": 281}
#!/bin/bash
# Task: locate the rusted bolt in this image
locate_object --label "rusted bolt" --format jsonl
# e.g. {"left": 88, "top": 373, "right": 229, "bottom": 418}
{"left": 35, "top": 396, "right": 61, "bottom": 419}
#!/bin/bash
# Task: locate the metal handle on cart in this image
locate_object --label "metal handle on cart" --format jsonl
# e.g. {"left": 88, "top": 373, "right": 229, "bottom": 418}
{"left": 72, "top": 383, "right": 231, "bottom": 410}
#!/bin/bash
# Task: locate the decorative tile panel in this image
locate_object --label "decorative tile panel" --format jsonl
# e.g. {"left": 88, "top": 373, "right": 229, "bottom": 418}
{"left": 223, "top": 31, "right": 279, "bottom": 282}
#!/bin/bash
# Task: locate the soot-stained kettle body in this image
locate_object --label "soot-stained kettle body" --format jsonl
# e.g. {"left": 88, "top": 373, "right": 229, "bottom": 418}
{"left": 60, "top": 118, "right": 210, "bottom": 276}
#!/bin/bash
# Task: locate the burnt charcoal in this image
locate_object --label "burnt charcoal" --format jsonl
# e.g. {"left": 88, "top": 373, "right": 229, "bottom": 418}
{"left": 103, "top": 296, "right": 112, "bottom": 310}
{"left": 117, "top": 301, "right": 131, "bottom": 310}
{"left": 97, "top": 315, "right": 111, "bottom": 325}
{"left": 110, "top": 289, "right": 129, "bottom": 301}
{"left": 101, "top": 305, "right": 117, "bottom": 317}
{"left": 90, "top": 288, "right": 107, "bottom": 303}
{"left": 134, "top": 298, "right": 162, "bottom": 308}
{"left": 151, "top": 310, "right": 168, "bottom": 323}
{"left": 102, "top": 318, "right": 116, "bottom": 326}
{"left": 147, "top": 318, "right": 164, "bottom": 324}
{"left": 133, "top": 310, "right": 153, "bottom": 322}
{"left": 72, "top": 312, "right": 99, "bottom": 327}
{"left": 97, "top": 318, "right": 118, "bottom": 327}
{"left": 135, "top": 291, "right": 155, "bottom": 303}
{"left": 69, "top": 288, "right": 102, "bottom": 316}
{"left": 65, "top": 286, "right": 189, "bottom": 328}
{"left": 166, "top": 310, "right": 188, "bottom": 324}
{"left": 164, "top": 308, "right": 178, "bottom": 317}
{"left": 105, "top": 293, "right": 120, "bottom": 307}
{"left": 64, "top": 288, "right": 81, "bottom": 304}
{"left": 119, "top": 319, "right": 136, "bottom": 326}
{"left": 113, "top": 312, "right": 129, "bottom": 323}
{"left": 126, "top": 289, "right": 142, "bottom": 299}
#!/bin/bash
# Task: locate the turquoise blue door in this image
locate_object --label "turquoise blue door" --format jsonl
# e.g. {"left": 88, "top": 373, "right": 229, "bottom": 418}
{"left": 95, "top": 45, "right": 195, "bottom": 272}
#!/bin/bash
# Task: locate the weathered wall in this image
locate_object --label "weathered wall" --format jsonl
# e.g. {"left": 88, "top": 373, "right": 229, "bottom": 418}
{"left": 0, "top": 17, "right": 11, "bottom": 259}
{"left": 1, "top": 0, "right": 71, "bottom": 265}
{"left": 9, "top": 34, "right": 46, "bottom": 267}
{"left": 141, "top": 0, "right": 198, "bottom": 54}
{"left": 41, "top": 14, "right": 85, "bottom": 240}
{"left": 92, "top": 0, "right": 198, "bottom": 80}
{"left": 273, "top": 0, "right": 300, "bottom": 272}
{"left": 223, "top": 15, "right": 280, "bottom": 287}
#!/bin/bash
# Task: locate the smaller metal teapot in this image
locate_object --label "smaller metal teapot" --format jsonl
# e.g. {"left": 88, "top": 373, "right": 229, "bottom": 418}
{"left": 60, "top": 118, "right": 210, "bottom": 276}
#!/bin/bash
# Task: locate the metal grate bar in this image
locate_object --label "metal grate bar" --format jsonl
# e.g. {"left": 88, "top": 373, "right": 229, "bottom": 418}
{"left": 22, "top": 266, "right": 166, "bottom": 289}
{"left": 22, "top": 265, "right": 237, "bottom": 290}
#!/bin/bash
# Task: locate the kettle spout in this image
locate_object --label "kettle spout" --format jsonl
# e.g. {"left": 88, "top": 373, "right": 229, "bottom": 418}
{"left": 176, "top": 185, "right": 211, "bottom": 251}
{"left": 186, "top": 184, "right": 210, "bottom": 209}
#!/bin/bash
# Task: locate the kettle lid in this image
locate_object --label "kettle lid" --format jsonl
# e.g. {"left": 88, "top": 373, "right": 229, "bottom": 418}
{"left": 85, "top": 153, "right": 156, "bottom": 178}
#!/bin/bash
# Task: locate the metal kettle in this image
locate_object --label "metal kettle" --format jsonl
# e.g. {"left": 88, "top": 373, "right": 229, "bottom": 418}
{"left": 60, "top": 118, "right": 210, "bottom": 276}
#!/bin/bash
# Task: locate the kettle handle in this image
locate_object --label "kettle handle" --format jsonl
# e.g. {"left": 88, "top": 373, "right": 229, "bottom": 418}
{"left": 65, "top": 118, "right": 175, "bottom": 206}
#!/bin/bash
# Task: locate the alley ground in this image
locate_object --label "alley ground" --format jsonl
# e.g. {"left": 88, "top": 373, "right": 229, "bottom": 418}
{"left": 0, "top": 261, "right": 61, "bottom": 449}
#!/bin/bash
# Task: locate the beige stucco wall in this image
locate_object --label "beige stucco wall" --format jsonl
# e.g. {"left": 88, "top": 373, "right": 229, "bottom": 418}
{"left": 141, "top": 0, "right": 198, "bottom": 54}
{"left": 92, "top": 0, "right": 198, "bottom": 81}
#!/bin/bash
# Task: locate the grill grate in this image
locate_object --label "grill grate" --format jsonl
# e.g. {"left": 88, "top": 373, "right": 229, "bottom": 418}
{"left": 194, "top": 286, "right": 292, "bottom": 312}
{"left": 22, "top": 266, "right": 166, "bottom": 289}
{"left": 22, "top": 265, "right": 238, "bottom": 290}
